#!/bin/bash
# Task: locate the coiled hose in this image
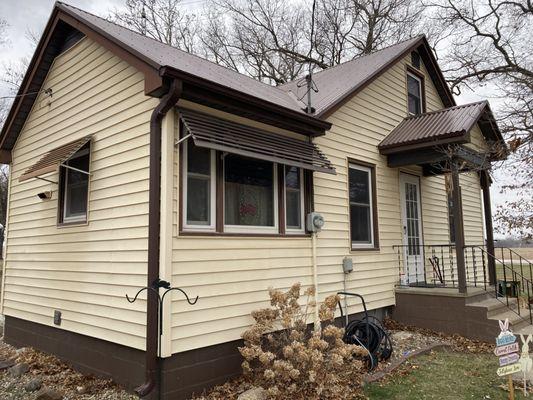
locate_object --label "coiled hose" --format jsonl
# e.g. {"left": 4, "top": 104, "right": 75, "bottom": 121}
{"left": 337, "top": 292, "right": 393, "bottom": 371}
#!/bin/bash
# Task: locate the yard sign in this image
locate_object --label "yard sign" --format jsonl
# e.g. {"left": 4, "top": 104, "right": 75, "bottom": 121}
{"left": 495, "top": 319, "right": 520, "bottom": 400}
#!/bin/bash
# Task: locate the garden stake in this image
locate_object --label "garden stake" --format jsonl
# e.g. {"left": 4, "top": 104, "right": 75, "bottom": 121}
{"left": 519, "top": 334, "right": 532, "bottom": 396}
{"left": 509, "top": 375, "right": 515, "bottom": 400}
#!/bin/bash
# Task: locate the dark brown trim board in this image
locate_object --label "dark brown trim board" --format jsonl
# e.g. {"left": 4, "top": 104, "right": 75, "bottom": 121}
{"left": 3, "top": 316, "right": 242, "bottom": 400}
{"left": 5, "top": 307, "right": 391, "bottom": 400}
{"left": 4, "top": 316, "right": 146, "bottom": 392}
{"left": 144, "top": 79, "right": 183, "bottom": 398}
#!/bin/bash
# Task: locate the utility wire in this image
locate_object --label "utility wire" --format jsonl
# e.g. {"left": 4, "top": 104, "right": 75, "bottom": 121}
{"left": 0, "top": 88, "right": 51, "bottom": 101}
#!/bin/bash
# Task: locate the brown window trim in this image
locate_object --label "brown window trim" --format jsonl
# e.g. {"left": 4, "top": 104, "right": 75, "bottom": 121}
{"left": 57, "top": 144, "right": 90, "bottom": 227}
{"left": 406, "top": 65, "right": 427, "bottom": 114}
{"left": 347, "top": 158, "right": 380, "bottom": 251}
{"left": 179, "top": 134, "right": 312, "bottom": 237}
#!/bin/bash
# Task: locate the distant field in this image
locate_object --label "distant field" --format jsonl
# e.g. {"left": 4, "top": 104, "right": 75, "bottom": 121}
{"left": 497, "top": 247, "right": 533, "bottom": 261}
{"left": 511, "top": 247, "right": 533, "bottom": 260}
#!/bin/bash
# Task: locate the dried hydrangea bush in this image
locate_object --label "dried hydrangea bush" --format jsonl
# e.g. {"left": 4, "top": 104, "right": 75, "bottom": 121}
{"left": 239, "top": 283, "right": 366, "bottom": 399}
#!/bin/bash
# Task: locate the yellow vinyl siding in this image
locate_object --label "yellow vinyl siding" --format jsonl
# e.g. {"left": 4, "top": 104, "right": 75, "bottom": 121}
{"left": 168, "top": 53, "right": 489, "bottom": 354}
{"left": 170, "top": 104, "right": 314, "bottom": 353}
{"left": 1, "top": 37, "right": 156, "bottom": 350}
{"left": 2, "top": 35, "right": 490, "bottom": 356}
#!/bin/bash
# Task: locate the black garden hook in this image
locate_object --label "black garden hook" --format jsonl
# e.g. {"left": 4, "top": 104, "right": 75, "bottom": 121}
{"left": 126, "top": 279, "right": 198, "bottom": 357}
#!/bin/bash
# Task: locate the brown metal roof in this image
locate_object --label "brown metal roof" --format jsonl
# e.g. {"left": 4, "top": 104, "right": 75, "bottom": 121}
{"left": 56, "top": 3, "right": 304, "bottom": 115}
{"left": 378, "top": 101, "right": 499, "bottom": 153}
{"left": 19, "top": 136, "right": 91, "bottom": 182}
{"left": 179, "top": 109, "right": 335, "bottom": 175}
{"left": 279, "top": 36, "right": 455, "bottom": 117}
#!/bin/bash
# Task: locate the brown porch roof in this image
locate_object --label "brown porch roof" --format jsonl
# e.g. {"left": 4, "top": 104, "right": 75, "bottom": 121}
{"left": 19, "top": 136, "right": 91, "bottom": 182}
{"left": 378, "top": 101, "right": 503, "bottom": 153}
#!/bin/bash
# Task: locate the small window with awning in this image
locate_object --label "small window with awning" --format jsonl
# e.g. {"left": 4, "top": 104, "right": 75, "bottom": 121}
{"left": 19, "top": 136, "right": 91, "bottom": 182}
{"left": 178, "top": 109, "right": 334, "bottom": 235}
{"left": 19, "top": 136, "right": 91, "bottom": 226}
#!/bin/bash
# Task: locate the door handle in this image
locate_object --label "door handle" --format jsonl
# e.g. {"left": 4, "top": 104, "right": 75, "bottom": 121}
{"left": 403, "top": 225, "right": 407, "bottom": 234}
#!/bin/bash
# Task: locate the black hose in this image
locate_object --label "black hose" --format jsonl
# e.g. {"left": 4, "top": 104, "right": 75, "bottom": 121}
{"left": 337, "top": 292, "right": 393, "bottom": 371}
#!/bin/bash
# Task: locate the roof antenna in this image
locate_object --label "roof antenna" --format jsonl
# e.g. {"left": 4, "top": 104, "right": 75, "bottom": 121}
{"left": 141, "top": 0, "right": 147, "bottom": 35}
{"left": 305, "top": 0, "right": 317, "bottom": 114}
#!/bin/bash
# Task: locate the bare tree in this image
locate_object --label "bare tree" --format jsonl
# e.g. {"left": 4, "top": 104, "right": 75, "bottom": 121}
{"left": 201, "top": 0, "right": 425, "bottom": 84}
{"left": 343, "top": 0, "right": 424, "bottom": 55}
{"left": 427, "top": 0, "right": 532, "bottom": 239}
{"left": 111, "top": 0, "right": 202, "bottom": 53}
{"left": 109, "top": 0, "right": 425, "bottom": 84}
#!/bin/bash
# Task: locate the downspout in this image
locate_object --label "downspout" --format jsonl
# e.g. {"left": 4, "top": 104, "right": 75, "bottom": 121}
{"left": 136, "top": 78, "right": 182, "bottom": 399}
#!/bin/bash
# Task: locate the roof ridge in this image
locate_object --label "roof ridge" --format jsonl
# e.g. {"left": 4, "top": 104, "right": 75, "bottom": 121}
{"left": 280, "top": 34, "right": 425, "bottom": 88}
{"left": 404, "top": 100, "right": 488, "bottom": 120}
{"left": 56, "top": 1, "right": 299, "bottom": 102}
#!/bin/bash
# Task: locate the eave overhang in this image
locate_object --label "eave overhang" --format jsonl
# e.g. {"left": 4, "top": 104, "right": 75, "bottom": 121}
{"left": 0, "top": 3, "right": 331, "bottom": 159}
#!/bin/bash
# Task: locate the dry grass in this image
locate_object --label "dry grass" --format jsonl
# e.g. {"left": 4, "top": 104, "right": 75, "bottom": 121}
{"left": 511, "top": 248, "right": 533, "bottom": 260}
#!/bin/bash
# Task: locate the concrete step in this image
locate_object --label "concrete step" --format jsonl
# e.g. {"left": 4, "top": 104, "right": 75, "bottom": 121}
{"left": 515, "top": 323, "right": 533, "bottom": 336}
{"left": 468, "top": 297, "right": 519, "bottom": 318}
{"left": 488, "top": 309, "right": 529, "bottom": 331}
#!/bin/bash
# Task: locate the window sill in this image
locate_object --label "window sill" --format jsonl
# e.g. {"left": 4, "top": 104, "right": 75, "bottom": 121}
{"left": 179, "top": 230, "right": 311, "bottom": 238}
{"left": 351, "top": 246, "right": 380, "bottom": 252}
{"left": 57, "top": 220, "right": 88, "bottom": 228}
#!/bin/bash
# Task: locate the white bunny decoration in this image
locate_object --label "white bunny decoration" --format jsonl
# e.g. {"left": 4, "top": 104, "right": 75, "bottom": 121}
{"left": 499, "top": 319, "right": 512, "bottom": 338}
{"left": 520, "top": 333, "right": 533, "bottom": 396}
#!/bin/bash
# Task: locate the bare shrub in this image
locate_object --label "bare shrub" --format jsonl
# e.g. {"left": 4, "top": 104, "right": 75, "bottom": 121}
{"left": 239, "top": 283, "right": 366, "bottom": 399}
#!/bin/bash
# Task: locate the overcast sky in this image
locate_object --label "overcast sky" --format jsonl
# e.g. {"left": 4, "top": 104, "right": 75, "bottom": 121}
{"left": 0, "top": 0, "right": 510, "bottom": 234}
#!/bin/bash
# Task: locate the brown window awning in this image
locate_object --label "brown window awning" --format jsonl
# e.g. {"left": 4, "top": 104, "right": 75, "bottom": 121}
{"left": 19, "top": 136, "right": 91, "bottom": 182}
{"left": 178, "top": 109, "right": 335, "bottom": 174}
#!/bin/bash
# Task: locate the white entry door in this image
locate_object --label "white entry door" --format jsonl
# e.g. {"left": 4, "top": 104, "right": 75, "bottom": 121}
{"left": 399, "top": 173, "right": 425, "bottom": 285}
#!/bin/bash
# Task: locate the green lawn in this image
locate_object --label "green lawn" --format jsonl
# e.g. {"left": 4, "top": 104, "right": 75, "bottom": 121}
{"left": 364, "top": 349, "right": 528, "bottom": 400}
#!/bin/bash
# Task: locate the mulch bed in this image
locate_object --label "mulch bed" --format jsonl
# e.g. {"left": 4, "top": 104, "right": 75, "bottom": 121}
{"left": 0, "top": 337, "right": 136, "bottom": 399}
{"left": 192, "top": 318, "right": 493, "bottom": 399}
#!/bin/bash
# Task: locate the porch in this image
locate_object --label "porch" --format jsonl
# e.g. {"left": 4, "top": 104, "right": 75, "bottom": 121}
{"left": 375, "top": 102, "right": 533, "bottom": 340}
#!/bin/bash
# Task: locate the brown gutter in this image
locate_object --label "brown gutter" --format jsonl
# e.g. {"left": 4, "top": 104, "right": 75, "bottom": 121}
{"left": 136, "top": 78, "right": 182, "bottom": 399}
{"left": 160, "top": 66, "right": 331, "bottom": 136}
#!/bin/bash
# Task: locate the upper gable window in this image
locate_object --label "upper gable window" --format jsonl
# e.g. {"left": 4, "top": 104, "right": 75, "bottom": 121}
{"left": 407, "top": 71, "right": 423, "bottom": 115}
{"left": 59, "top": 143, "right": 90, "bottom": 225}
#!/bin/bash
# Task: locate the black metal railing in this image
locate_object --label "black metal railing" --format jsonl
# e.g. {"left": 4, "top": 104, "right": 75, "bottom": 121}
{"left": 467, "top": 245, "right": 533, "bottom": 325}
{"left": 394, "top": 243, "right": 533, "bottom": 324}
{"left": 495, "top": 246, "right": 533, "bottom": 283}
{"left": 393, "top": 244, "right": 462, "bottom": 288}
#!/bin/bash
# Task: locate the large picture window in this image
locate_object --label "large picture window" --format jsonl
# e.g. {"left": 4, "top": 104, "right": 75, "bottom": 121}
{"left": 181, "top": 140, "right": 309, "bottom": 235}
{"left": 59, "top": 144, "right": 90, "bottom": 224}
{"left": 349, "top": 161, "right": 378, "bottom": 249}
{"left": 224, "top": 155, "right": 277, "bottom": 232}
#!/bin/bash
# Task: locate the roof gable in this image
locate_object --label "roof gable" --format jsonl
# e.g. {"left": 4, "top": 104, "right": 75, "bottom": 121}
{"left": 280, "top": 35, "right": 455, "bottom": 118}
{"left": 0, "top": 2, "right": 332, "bottom": 155}
{"left": 56, "top": 3, "right": 304, "bottom": 114}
